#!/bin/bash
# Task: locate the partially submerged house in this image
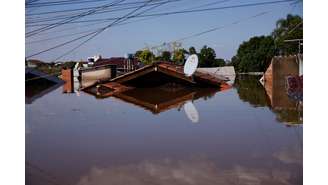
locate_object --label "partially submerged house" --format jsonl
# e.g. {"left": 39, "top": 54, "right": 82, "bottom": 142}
{"left": 82, "top": 62, "right": 230, "bottom": 102}
{"left": 26, "top": 68, "right": 64, "bottom": 104}
{"left": 261, "top": 55, "right": 303, "bottom": 125}
{"left": 110, "top": 62, "right": 227, "bottom": 87}
{"left": 79, "top": 65, "right": 117, "bottom": 88}
{"left": 196, "top": 66, "right": 236, "bottom": 90}
{"left": 262, "top": 54, "right": 302, "bottom": 108}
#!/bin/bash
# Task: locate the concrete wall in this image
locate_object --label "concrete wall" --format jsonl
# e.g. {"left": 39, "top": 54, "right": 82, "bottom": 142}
{"left": 197, "top": 66, "right": 236, "bottom": 85}
{"left": 264, "top": 55, "right": 300, "bottom": 109}
{"left": 81, "top": 68, "right": 112, "bottom": 87}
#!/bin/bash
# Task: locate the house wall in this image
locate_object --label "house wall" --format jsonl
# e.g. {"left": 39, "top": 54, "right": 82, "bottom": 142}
{"left": 264, "top": 56, "right": 300, "bottom": 109}
{"left": 80, "top": 67, "right": 114, "bottom": 88}
{"left": 264, "top": 62, "right": 273, "bottom": 102}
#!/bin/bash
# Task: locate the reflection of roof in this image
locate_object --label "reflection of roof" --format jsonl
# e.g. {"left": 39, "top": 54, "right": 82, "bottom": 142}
{"left": 114, "top": 88, "right": 195, "bottom": 114}
{"left": 83, "top": 83, "right": 219, "bottom": 114}
{"left": 114, "top": 87, "right": 218, "bottom": 114}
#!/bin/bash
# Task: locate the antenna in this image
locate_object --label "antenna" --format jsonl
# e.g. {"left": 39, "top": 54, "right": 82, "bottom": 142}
{"left": 183, "top": 54, "right": 199, "bottom": 77}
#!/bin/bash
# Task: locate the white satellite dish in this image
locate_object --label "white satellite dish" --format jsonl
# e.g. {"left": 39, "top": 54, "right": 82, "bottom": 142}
{"left": 183, "top": 54, "right": 199, "bottom": 77}
{"left": 184, "top": 101, "right": 199, "bottom": 123}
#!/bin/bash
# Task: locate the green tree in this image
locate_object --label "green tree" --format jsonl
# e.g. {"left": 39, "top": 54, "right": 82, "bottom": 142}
{"left": 138, "top": 49, "right": 154, "bottom": 65}
{"left": 161, "top": 51, "right": 171, "bottom": 61}
{"left": 134, "top": 50, "right": 143, "bottom": 59}
{"left": 199, "top": 45, "right": 216, "bottom": 67}
{"left": 213, "top": 58, "right": 226, "bottom": 67}
{"left": 231, "top": 36, "right": 276, "bottom": 72}
{"left": 172, "top": 49, "right": 186, "bottom": 64}
{"left": 272, "top": 14, "right": 303, "bottom": 54}
{"left": 188, "top": 46, "right": 197, "bottom": 55}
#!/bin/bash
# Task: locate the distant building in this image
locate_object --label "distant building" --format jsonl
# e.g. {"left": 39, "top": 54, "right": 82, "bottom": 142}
{"left": 26, "top": 59, "right": 43, "bottom": 68}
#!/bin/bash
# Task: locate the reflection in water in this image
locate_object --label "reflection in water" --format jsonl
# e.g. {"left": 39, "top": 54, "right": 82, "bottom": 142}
{"left": 234, "top": 75, "right": 302, "bottom": 125}
{"left": 86, "top": 85, "right": 219, "bottom": 115}
{"left": 183, "top": 101, "right": 199, "bottom": 123}
{"left": 273, "top": 145, "right": 302, "bottom": 165}
{"left": 26, "top": 75, "right": 302, "bottom": 185}
{"left": 234, "top": 75, "right": 269, "bottom": 107}
{"left": 77, "top": 157, "right": 301, "bottom": 185}
{"left": 25, "top": 73, "right": 63, "bottom": 104}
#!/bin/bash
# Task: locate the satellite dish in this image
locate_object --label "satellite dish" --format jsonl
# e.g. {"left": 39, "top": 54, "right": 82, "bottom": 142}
{"left": 184, "top": 101, "right": 199, "bottom": 123}
{"left": 183, "top": 54, "right": 198, "bottom": 77}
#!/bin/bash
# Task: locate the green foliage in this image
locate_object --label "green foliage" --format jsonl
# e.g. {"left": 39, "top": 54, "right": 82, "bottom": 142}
{"left": 234, "top": 75, "right": 269, "bottom": 107}
{"left": 62, "top": 61, "right": 76, "bottom": 68}
{"left": 134, "top": 50, "right": 143, "bottom": 59}
{"left": 232, "top": 36, "right": 276, "bottom": 72}
{"left": 138, "top": 49, "right": 155, "bottom": 65}
{"left": 199, "top": 45, "right": 216, "bottom": 67}
{"left": 172, "top": 49, "right": 186, "bottom": 64}
{"left": 272, "top": 14, "right": 303, "bottom": 55}
{"left": 161, "top": 51, "right": 171, "bottom": 61}
{"left": 231, "top": 14, "right": 303, "bottom": 72}
{"left": 188, "top": 47, "right": 197, "bottom": 55}
{"left": 213, "top": 58, "right": 226, "bottom": 67}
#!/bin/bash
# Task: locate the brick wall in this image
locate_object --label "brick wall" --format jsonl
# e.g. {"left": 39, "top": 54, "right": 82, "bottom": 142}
{"left": 62, "top": 68, "right": 74, "bottom": 93}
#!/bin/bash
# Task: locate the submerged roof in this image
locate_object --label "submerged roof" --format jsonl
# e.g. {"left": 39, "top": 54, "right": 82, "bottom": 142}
{"left": 109, "top": 62, "right": 227, "bottom": 87}
{"left": 26, "top": 68, "right": 64, "bottom": 104}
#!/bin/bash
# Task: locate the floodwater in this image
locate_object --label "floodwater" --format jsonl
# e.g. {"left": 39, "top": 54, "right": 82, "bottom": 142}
{"left": 26, "top": 75, "right": 302, "bottom": 185}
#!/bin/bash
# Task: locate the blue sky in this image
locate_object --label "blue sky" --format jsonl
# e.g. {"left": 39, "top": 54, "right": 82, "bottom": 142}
{"left": 25, "top": 0, "right": 303, "bottom": 62}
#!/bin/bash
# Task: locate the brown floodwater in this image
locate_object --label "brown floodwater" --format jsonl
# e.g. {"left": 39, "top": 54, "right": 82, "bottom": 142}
{"left": 26, "top": 75, "right": 302, "bottom": 185}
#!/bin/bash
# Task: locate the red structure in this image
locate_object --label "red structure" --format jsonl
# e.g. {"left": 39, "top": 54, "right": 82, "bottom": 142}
{"left": 62, "top": 68, "right": 74, "bottom": 93}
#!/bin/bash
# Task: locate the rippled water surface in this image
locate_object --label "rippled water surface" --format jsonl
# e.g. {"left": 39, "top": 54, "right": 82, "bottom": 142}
{"left": 26, "top": 75, "right": 302, "bottom": 185}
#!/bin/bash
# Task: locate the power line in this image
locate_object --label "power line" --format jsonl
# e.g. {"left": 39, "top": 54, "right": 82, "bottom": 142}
{"left": 151, "top": 11, "right": 271, "bottom": 49}
{"left": 26, "top": 0, "right": 111, "bottom": 8}
{"left": 26, "top": 0, "right": 126, "bottom": 37}
{"left": 26, "top": 31, "right": 99, "bottom": 58}
{"left": 26, "top": 0, "right": 180, "bottom": 24}
{"left": 26, "top": 28, "right": 100, "bottom": 44}
{"left": 51, "top": 0, "right": 171, "bottom": 62}
{"left": 288, "top": 21, "right": 302, "bottom": 34}
{"left": 26, "top": 0, "right": 294, "bottom": 26}
{"left": 26, "top": 0, "right": 160, "bottom": 60}
{"left": 26, "top": 0, "right": 166, "bottom": 15}
{"left": 26, "top": 0, "right": 294, "bottom": 61}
